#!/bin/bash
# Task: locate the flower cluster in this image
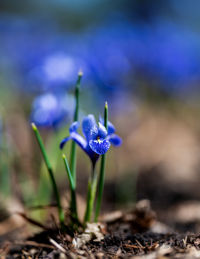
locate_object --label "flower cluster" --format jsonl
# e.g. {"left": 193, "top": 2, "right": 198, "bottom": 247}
{"left": 2, "top": 14, "right": 200, "bottom": 101}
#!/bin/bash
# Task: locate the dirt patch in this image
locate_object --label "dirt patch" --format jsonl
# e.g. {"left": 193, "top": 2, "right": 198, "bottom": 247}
{"left": 1, "top": 200, "right": 200, "bottom": 258}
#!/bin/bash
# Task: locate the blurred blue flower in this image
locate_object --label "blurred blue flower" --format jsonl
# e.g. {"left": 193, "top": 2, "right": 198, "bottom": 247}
{"left": 0, "top": 16, "right": 89, "bottom": 93}
{"left": 28, "top": 52, "right": 88, "bottom": 92}
{"left": 86, "top": 17, "right": 200, "bottom": 97}
{"left": 143, "top": 19, "right": 200, "bottom": 87}
{"left": 1, "top": 13, "right": 200, "bottom": 101}
{"left": 60, "top": 114, "right": 121, "bottom": 165}
{"left": 31, "top": 93, "right": 74, "bottom": 130}
{"left": 86, "top": 20, "right": 133, "bottom": 93}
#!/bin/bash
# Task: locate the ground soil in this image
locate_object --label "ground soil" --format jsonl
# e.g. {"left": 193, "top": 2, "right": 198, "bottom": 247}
{"left": 1, "top": 200, "right": 200, "bottom": 258}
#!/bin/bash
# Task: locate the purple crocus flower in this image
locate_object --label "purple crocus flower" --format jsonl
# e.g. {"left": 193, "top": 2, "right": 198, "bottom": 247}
{"left": 60, "top": 114, "right": 121, "bottom": 165}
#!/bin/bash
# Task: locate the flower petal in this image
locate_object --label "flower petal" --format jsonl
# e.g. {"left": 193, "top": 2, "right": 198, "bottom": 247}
{"left": 82, "top": 114, "right": 98, "bottom": 141}
{"left": 70, "top": 132, "right": 87, "bottom": 151}
{"left": 98, "top": 122, "right": 107, "bottom": 138}
{"left": 60, "top": 136, "right": 71, "bottom": 149}
{"left": 99, "top": 116, "right": 115, "bottom": 135}
{"left": 107, "top": 134, "right": 122, "bottom": 146}
{"left": 107, "top": 121, "right": 116, "bottom": 135}
{"left": 60, "top": 131, "right": 87, "bottom": 151}
{"left": 89, "top": 139, "right": 111, "bottom": 155}
{"left": 69, "top": 121, "right": 79, "bottom": 133}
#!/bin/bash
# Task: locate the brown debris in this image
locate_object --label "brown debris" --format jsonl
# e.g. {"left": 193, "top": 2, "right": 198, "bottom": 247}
{"left": 2, "top": 200, "right": 200, "bottom": 258}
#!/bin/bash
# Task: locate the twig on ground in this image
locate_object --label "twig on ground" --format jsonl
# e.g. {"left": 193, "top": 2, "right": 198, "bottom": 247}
{"left": 49, "top": 238, "right": 67, "bottom": 253}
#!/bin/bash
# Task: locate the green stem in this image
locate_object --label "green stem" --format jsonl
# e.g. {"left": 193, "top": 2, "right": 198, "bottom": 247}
{"left": 94, "top": 155, "right": 106, "bottom": 222}
{"left": 70, "top": 70, "right": 83, "bottom": 184}
{"left": 62, "top": 154, "right": 78, "bottom": 221}
{"left": 31, "top": 123, "right": 64, "bottom": 226}
{"left": 84, "top": 164, "right": 98, "bottom": 224}
{"left": 94, "top": 102, "right": 108, "bottom": 222}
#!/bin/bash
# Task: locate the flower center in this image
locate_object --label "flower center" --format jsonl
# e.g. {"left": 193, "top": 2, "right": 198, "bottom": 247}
{"left": 97, "top": 137, "right": 103, "bottom": 144}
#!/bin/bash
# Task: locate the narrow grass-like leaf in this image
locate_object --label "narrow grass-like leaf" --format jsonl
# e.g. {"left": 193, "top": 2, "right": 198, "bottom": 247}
{"left": 84, "top": 165, "right": 98, "bottom": 224}
{"left": 62, "top": 154, "right": 75, "bottom": 191}
{"left": 62, "top": 154, "right": 78, "bottom": 221}
{"left": 70, "top": 70, "right": 83, "bottom": 184}
{"left": 31, "top": 123, "right": 64, "bottom": 226}
{"left": 95, "top": 102, "right": 108, "bottom": 222}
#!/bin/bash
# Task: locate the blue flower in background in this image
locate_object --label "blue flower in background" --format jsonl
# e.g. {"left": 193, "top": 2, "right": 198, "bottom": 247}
{"left": 1, "top": 14, "right": 200, "bottom": 101}
{"left": 31, "top": 93, "right": 74, "bottom": 129}
{"left": 60, "top": 114, "right": 122, "bottom": 165}
{"left": 0, "top": 16, "right": 89, "bottom": 93}
{"left": 28, "top": 52, "right": 88, "bottom": 92}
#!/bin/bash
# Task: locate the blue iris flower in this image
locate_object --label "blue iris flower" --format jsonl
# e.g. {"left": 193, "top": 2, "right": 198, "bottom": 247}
{"left": 30, "top": 93, "right": 74, "bottom": 130}
{"left": 60, "top": 114, "right": 122, "bottom": 165}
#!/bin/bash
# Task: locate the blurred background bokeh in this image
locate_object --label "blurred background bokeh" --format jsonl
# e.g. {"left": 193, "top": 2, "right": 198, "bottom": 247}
{"left": 1, "top": 0, "right": 200, "bottom": 236}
